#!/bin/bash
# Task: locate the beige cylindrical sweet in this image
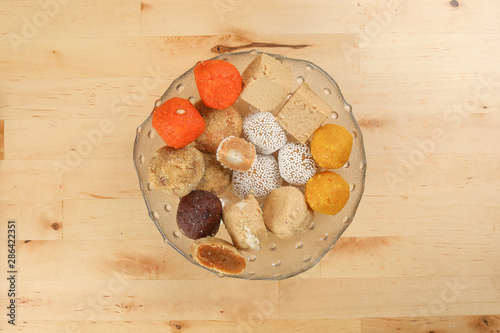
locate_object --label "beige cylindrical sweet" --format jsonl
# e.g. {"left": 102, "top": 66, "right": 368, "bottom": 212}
{"left": 223, "top": 194, "right": 269, "bottom": 251}
{"left": 262, "top": 186, "right": 314, "bottom": 239}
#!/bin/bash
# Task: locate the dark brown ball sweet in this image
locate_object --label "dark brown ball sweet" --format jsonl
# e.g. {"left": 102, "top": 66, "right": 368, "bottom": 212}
{"left": 177, "top": 190, "right": 222, "bottom": 240}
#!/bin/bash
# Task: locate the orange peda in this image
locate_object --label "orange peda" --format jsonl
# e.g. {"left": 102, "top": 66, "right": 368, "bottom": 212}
{"left": 194, "top": 60, "right": 242, "bottom": 110}
{"left": 310, "top": 124, "right": 353, "bottom": 169}
{"left": 305, "top": 171, "right": 349, "bottom": 215}
{"left": 152, "top": 97, "right": 205, "bottom": 149}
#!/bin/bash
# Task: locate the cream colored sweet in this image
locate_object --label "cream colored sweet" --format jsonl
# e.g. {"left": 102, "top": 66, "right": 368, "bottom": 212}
{"left": 216, "top": 136, "right": 256, "bottom": 172}
{"left": 262, "top": 186, "right": 314, "bottom": 239}
{"left": 276, "top": 82, "right": 333, "bottom": 144}
{"left": 222, "top": 194, "right": 268, "bottom": 251}
{"left": 240, "top": 54, "right": 293, "bottom": 114}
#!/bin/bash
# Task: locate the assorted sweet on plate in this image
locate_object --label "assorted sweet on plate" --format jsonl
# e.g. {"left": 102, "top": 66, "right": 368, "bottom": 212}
{"left": 152, "top": 97, "right": 205, "bottom": 149}
{"left": 148, "top": 54, "right": 355, "bottom": 275}
{"left": 191, "top": 237, "right": 247, "bottom": 275}
{"left": 194, "top": 60, "right": 243, "bottom": 109}
{"left": 263, "top": 186, "right": 314, "bottom": 239}
{"left": 177, "top": 190, "right": 222, "bottom": 240}
{"left": 216, "top": 136, "right": 256, "bottom": 172}
{"left": 194, "top": 101, "right": 243, "bottom": 153}
{"left": 148, "top": 146, "right": 205, "bottom": 197}
{"left": 223, "top": 194, "right": 268, "bottom": 251}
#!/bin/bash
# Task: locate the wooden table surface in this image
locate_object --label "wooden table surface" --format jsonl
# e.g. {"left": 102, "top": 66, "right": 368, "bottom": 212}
{"left": 1, "top": 1, "right": 499, "bottom": 332}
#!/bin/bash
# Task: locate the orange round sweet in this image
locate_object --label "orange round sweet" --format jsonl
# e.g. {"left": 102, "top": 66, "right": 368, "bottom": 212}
{"left": 311, "top": 124, "right": 353, "bottom": 169}
{"left": 152, "top": 97, "right": 205, "bottom": 149}
{"left": 305, "top": 171, "right": 349, "bottom": 215}
{"left": 194, "top": 60, "right": 242, "bottom": 110}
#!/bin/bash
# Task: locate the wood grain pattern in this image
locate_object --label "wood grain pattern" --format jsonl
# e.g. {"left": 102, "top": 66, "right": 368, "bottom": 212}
{"left": 141, "top": 0, "right": 500, "bottom": 35}
{"left": 279, "top": 276, "right": 500, "bottom": 319}
{"left": 360, "top": 34, "right": 500, "bottom": 74}
{"left": 321, "top": 235, "right": 500, "bottom": 278}
{"left": 0, "top": 0, "right": 140, "bottom": 40}
{"left": 0, "top": 77, "right": 170, "bottom": 119}
{"left": 11, "top": 280, "right": 279, "bottom": 321}
{"left": 0, "top": 201, "right": 62, "bottom": 240}
{"left": 345, "top": 194, "right": 500, "bottom": 237}
{"left": 0, "top": 158, "right": 140, "bottom": 201}
{"left": 0, "top": 34, "right": 358, "bottom": 80}
{"left": 361, "top": 315, "right": 500, "bottom": 333}
{"left": 0, "top": 119, "right": 3, "bottom": 159}
{"left": 1, "top": 0, "right": 499, "bottom": 331}
{"left": 63, "top": 199, "right": 157, "bottom": 240}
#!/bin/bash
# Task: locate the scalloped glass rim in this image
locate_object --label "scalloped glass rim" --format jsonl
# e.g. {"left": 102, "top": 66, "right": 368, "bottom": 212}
{"left": 133, "top": 49, "right": 367, "bottom": 280}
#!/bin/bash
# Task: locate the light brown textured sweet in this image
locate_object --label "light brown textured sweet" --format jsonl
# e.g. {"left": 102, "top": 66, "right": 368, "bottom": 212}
{"left": 262, "top": 186, "right": 314, "bottom": 239}
{"left": 148, "top": 146, "right": 205, "bottom": 197}
{"left": 216, "top": 136, "right": 256, "bottom": 172}
{"left": 276, "top": 83, "right": 333, "bottom": 144}
{"left": 240, "top": 53, "right": 292, "bottom": 114}
{"left": 196, "top": 153, "right": 232, "bottom": 196}
{"left": 191, "top": 237, "right": 246, "bottom": 275}
{"left": 194, "top": 101, "right": 243, "bottom": 153}
{"left": 222, "top": 194, "right": 268, "bottom": 251}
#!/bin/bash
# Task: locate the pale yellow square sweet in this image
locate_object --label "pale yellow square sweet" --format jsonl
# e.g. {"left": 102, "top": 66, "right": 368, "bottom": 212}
{"left": 276, "top": 83, "right": 333, "bottom": 144}
{"left": 240, "top": 54, "right": 292, "bottom": 114}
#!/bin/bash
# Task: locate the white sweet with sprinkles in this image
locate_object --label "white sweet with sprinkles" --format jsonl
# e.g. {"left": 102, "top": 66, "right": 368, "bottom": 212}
{"left": 243, "top": 111, "right": 287, "bottom": 155}
{"left": 278, "top": 142, "right": 318, "bottom": 186}
{"left": 232, "top": 154, "right": 282, "bottom": 198}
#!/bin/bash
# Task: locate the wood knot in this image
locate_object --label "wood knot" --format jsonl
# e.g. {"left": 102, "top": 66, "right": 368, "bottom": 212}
{"left": 449, "top": 0, "right": 459, "bottom": 7}
{"left": 211, "top": 44, "right": 231, "bottom": 53}
{"left": 51, "top": 223, "right": 60, "bottom": 230}
{"left": 170, "top": 321, "right": 183, "bottom": 330}
{"left": 141, "top": 2, "right": 153, "bottom": 11}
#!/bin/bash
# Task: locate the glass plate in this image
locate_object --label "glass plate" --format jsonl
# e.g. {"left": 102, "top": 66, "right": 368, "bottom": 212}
{"left": 133, "top": 50, "right": 367, "bottom": 280}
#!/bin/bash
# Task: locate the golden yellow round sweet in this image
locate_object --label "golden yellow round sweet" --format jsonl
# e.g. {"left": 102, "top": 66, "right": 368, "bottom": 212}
{"left": 305, "top": 171, "right": 349, "bottom": 215}
{"left": 310, "top": 124, "right": 353, "bottom": 169}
